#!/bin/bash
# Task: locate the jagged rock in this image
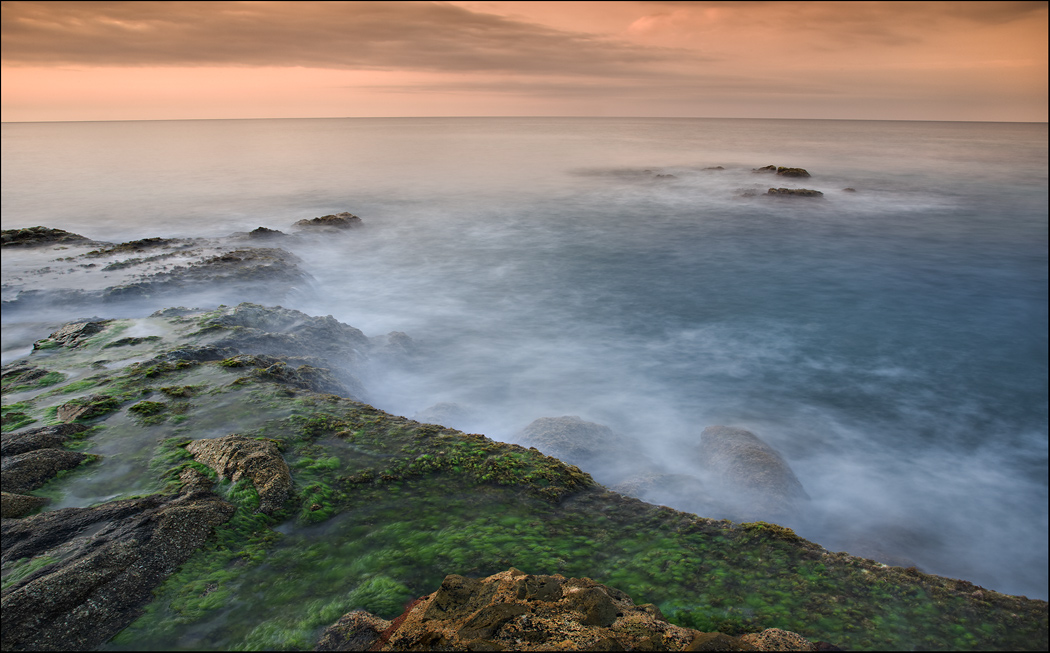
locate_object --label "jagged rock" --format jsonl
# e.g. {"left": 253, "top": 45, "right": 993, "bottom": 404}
{"left": 185, "top": 435, "right": 292, "bottom": 514}
{"left": 0, "top": 423, "right": 88, "bottom": 456}
{"left": 0, "top": 470, "right": 234, "bottom": 651}
{"left": 516, "top": 416, "right": 656, "bottom": 485}
{"left": 1, "top": 226, "right": 90, "bottom": 248}
{"left": 331, "top": 568, "right": 817, "bottom": 651}
{"left": 766, "top": 188, "right": 823, "bottom": 198}
{"left": 33, "top": 320, "right": 112, "bottom": 350}
{"left": 0, "top": 492, "right": 50, "bottom": 518}
{"left": 1, "top": 448, "right": 92, "bottom": 494}
{"left": 293, "top": 212, "right": 363, "bottom": 230}
{"left": 314, "top": 609, "right": 393, "bottom": 651}
{"left": 85, "top": 237, "right": 181, "bottom": 257}
{"left": 1, "top": 361, "right": 51, "bottom": 393}
{"left": 697, "top": 426, "right": 808, "bottom": 521}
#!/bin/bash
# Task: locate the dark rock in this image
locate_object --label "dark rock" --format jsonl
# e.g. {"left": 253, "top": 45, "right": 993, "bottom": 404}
{"left": 515, "top": 416, "right": 655, "bottom": 486}
{"left": 696, "top": 426, "right": 809, "bottom": 521}
{"left": 704, "top": 166, "right": 725, "bottom": 170}
{"left": 1, "top": 423, "right": 88, "bottom": 456}
{"left": 842, "top": 188, "right": 857, "bottom": 192}
{"left": 0, "top": 472, "right": 234, "bottom": 651}
{"left": 1, "top": 448, "right": 92, "bottom": 494}
{"left": 1, "top": 226, "right": 90, "bottom": 248}
{"left": 185, "top": 435, "right": 292, "bottom": 514}
{"left": 766, "top": 188, "right": 824, "bottom": 198}
{"left": 33, "top": 320, "right": 113, "bottom": 350}
{"left": 247, "top": 226, "right": 287, "bottom": 239}
{"left": 1, "top": 361, "right": 50, "bottom": 392}
{"left": 314, "top": 609, "right": 392, "bottom": 651}
{"left": 0, "top": 492, "right": 50, "bottom": 518}
{"left": 293, "top": 212, "right": 363, "bottom": 230}
{"left": 752, "top": 165, "right": 778, "bottom": 173}
{"left": 775, "top": 167, "right": 811, "bottom": 178}
{"left": 86, "top": 237, "right": 180, "bottom": 257}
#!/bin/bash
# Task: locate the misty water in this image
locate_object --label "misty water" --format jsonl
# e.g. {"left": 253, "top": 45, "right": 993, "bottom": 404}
{"left": 2, "top": 117, "right": 1047, "bottom": 600}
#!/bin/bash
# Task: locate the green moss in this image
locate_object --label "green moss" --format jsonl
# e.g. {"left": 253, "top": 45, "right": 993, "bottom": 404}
{"left": 1, "top": 556, "right": 59, "bottom": 590}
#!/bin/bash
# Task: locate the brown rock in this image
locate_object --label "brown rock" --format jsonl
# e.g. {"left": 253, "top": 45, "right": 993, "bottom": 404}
{"left": 34, "top": 320, "right": 112, "bottom": 350}
{"left": 515, "top": 416, "right": 656, "bottom": 485}
{"left": 321, "top": 568, "right": 815, "bottom": 651}
{"left": 1, "top": 226, "right": 90, "bottom": 248}
{"left": 314, "top": 609, "right": 392, "bottom": 651}
{"left": 293, "top": 212, "right": 363, "bottom": 230}
{"left": 739, "top": 628, "right": 817, "bottom": 651}
{"left": 1, "top": 423, "right": 88, "bottom": 456}
{"left": 1, "top": 448, "right": 92, "bottom": 494}
{"left": 186, "top": 435, "right": 291, "bottom": 514}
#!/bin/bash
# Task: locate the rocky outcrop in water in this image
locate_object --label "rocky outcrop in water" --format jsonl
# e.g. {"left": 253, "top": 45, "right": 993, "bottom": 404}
{"left": 186, "top": 435, "right": 292, "bottom": 514}
{"left": 697, "top": 426, "right": 809, "bottom": 522}
{"left": 318, "top": 568, "right": 820, "bottom": 651}
{"left": 1, "top": 422, "right": 94, "bottom": 495}
{"left": 1, "top": 226, "right": 91, "bottom": 248}
{"left": 767, "top": 188, "right": 824, "bottom": 198}
{"left": 752, "top": 166, "right": 811, "bottom": 178}
{"left": 293, "top": 212, "right": 363, "bottom": 231}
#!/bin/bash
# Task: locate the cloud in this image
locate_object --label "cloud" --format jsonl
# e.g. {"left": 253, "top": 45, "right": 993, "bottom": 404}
{"left": 0, "top": 0, "right": 698, "bottom": 76}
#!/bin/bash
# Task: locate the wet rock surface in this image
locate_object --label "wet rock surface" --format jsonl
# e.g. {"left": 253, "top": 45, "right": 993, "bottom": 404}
{"left": 766, "top": 188, "right": 824, "bottom": 198}
{"left": 0, "top": 470, "right": 235, "bottom": 651}
{"left": 325, "top": 568, "right": 818, "bottom": 651}
{"left": 186, "top": 434, "right": 292, "bottom": 514}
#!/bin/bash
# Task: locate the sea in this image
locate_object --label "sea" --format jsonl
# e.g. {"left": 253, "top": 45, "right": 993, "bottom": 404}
{"left": 2, "top": 117, "right": 1047, "bottom": 600}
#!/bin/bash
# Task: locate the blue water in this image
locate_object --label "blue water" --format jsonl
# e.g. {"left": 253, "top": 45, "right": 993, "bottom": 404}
{"left": 2, "top": 117, "right": 1047, "bottom": 599}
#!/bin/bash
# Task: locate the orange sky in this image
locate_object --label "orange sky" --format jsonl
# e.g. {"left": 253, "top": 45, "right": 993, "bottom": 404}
{"left": 1, "top": 1, "right": 1046, "bottom": 122}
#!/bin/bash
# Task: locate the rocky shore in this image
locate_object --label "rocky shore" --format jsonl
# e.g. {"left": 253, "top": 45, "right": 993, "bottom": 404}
{"left": 2, "top": 222, "right": 1048, "bottom": 651}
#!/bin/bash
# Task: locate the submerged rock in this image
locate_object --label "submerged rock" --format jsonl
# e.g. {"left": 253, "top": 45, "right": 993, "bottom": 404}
{"left": 611, "top": 472, "right": 720, "bottom": 515}
{"left": 292, "top": 212, "right": 363, "bottom": 231}
{"left": 767, "top": 188, "right": 824, "bottom": 198}
{"left": 325, "top": 568, "right": 819, "bottom": 651}
{"left": 516, "top": 416, "right": 655, "bottom": 485}
{"left": 186, "top": 435, "right": 292, "bottom": 514}
{"left": 1, "top": 226, "right": 90, "bottom": 248}
{"left": 697, "top": 426, "right": 809, "bottom": 521}
{"left": 412, "top": 402, "right": 479, "bottom": 432}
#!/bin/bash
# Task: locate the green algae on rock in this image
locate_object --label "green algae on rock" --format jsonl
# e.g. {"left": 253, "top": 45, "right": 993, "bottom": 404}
{"left": 1, "top": 304, "right": 1047, "bottom": 651}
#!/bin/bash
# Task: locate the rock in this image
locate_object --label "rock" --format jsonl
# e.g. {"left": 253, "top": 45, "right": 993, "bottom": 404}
{"left": 247, "top": 226, "right": 287, "bottom": 239}
{"left": 314, "top": 609, "right": 392, "bottom": 651}
{"left": 515, "top": 416, "right": 656, "bottom": 485}
{"left": 0, "top": 423, "right": 88, "bottom": 456}
{"left": 1, "top": 448, "right": 92, "bottom": 494}
{"left": 0, "top": 492, "right": 50, "bottom": 518}
{"left": 1, "top": 361, "right": 51, "bottom": 393}
{"left": 0, "top": 472, "right": 234, "bottom": 651}
{"left": 33, "top": 320, "right": 112, "bottom": 350}
{"left": 752, "top": 165, "right": 778, "bottom": 173}
{"left": 56, "top": 394, "right": 123, "bottom": 422}
{"left": 740, "top": 628, "right": 818, "bottom": 651}
{"left": 185, "top": 435, "right": 292, "bottom": 514}
{"left": 704, "top": 166, "right": 725, "bottom": 170}
{"left": 696, "top": 426, "right": 809, "bottom": 521}
{"left": 85, "top": 237, "right": 181, "bottom": 257}
{"left": 766, "top": 188, "right": 824, "bottom": 198}
{"left": 332, "top": 568, "right": 817, "bottom": 651}
{"left": 842, "top": 188, "right": 857, "bottom": 192}
{"left": 775, "top": 167, "right": 810, "bottom": 178}
{"left": 1, "top": 226, "right": 90, "bottom": 248}
{"left": 293, "top": 212, "right": 363, "bottom": 230}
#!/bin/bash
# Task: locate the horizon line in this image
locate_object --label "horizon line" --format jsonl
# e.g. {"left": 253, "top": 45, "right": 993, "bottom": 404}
{"left": 3, "top": 115, "right": 1047, "bottom": 126}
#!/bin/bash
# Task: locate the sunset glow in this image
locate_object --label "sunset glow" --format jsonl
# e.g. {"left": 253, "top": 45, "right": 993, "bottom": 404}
{"left": 2, "top": 1, "right": 1047, "bottom": 122}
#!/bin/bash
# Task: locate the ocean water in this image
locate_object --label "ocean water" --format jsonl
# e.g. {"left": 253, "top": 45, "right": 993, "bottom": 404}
{"left": 2, "top": 117, "right": 1047, "bottom": 599}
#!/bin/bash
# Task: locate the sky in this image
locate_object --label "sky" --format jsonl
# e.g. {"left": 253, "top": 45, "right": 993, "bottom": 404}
{"left": 1, "top": 1, "right": 1047, "bottom": 122}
